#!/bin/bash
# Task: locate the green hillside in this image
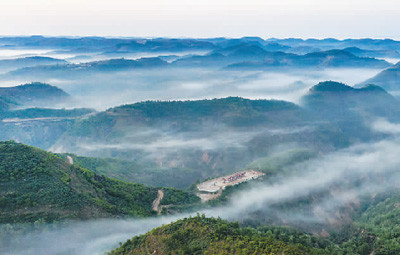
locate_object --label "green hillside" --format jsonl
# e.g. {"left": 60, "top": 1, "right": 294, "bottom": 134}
{"left": 0, "top": 141, "right": 199, "bottom": 223}
{"left": 109, "top": 215, "right": 333, "bottom": 255}
{"left": 59, "top": 154, "right": 202, "bottom": 189}
{"left": 67, "top": 96, "right": 303, "bottom": 138}
{"left": 337, "top": 193, "right": 400, "bottom": 255}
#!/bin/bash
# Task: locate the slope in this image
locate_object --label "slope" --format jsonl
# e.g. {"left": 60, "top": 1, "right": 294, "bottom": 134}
{"left": 0, "top": 82, "right": 70, "bottom": 108}
{"left": 109, "top": 215, "right": 333, "bottom": 255}
{"left": 0, "top": 141, "right": 199, "bottom": 224}
{"left": 362, "top": 62, "right": 400, "bottom": 91}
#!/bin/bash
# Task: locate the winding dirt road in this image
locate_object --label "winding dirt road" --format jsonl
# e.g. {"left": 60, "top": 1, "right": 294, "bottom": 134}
{"left": 152, "top": 190, "right": 164, "bottom": 214}
{"left": 66, "top": 155, "right": 74, "bottom": 165}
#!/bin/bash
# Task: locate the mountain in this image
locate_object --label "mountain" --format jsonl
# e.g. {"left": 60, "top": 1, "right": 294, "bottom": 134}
{"left": 7, "top": 57, "right": 168, "bottom": 77}
{"left": 342, "top": 47, "right": 400, "bottom": 59}
{"left": 302, "top": 81, "right": 400, "bottom": 120}
{"left": 0, "top": 97, "right": 17, "bottom": 112}
{"left": 60, "top": 154, "right": 203, "bottom": 189}
{"left": 50, "top": 97, "right": 353, "bottom": 188}
{"left": 174, "top": 44, "right": 293, "bottom": 68}
{"left": 362, "top": 62, "right": 400, "bottom": 90}
{"left": 300, "top": 81, "right": 400, "bottom": 143}
{"left": 0, "top": 141, "right": 199, "bottom": 223}
{"left": 0, "top": 82, "right": 70, "bottom": 109}
{"left": 268, "top": 38, "right": 400, "bottom": 52}
{"left": 298, "top": 50, "right": 390, "bottom": 68}
{"left": 106, "top": 38, "right": 216, "bottom": 53}
{"left": 109, "top": 195, "right": 400, "bottom": 255}
{"left": 109, "top": 215, "right": 332, "bottom": 255}
{"left": 0, "top": 56, "right": 67, "bottom": 72}
{"left": 0, "top": 108, "right": 95, "bottom": 149}
{"left": 1, "top": 36, "right": 400, "bottom": 55}
{"left": 175, "top": 47, "right": 390, "bottom": 69}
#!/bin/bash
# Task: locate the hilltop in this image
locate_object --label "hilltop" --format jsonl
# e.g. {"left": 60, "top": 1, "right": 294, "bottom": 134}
{"left": 109, "top": 215, "right": 333, "bottom": 255}
{"left": 302, "top": 81, "right": 400, "bottom": 120}
{"left": 0, "top": 82, "right": 70, "bottom": 109}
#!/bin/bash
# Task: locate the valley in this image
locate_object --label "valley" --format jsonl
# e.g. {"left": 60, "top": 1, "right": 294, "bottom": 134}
{"left": 1, "top": 36, "right": 400, "bottom": 255}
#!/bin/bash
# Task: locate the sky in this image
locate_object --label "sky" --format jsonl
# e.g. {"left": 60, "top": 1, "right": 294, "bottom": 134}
{"left": 0, "top": 0, "right": 399, "bottom": 39}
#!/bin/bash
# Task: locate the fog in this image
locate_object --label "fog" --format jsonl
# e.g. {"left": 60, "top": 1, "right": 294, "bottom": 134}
{"left": 4, "top": 119, "right": 400, "bottom": 254}
{"left": 1, "top": 43, "right": 399, "bottom": 254}
{"left": 0, "top": 67, "right": 382, "bottom": 111}
{"left": 53, "top": 126, "right": 313, "bottom": 155}
{"left": 0, "top": 46, "right": 388, "bottom": 111}
{"left": 213, "top": 138, "right": 400, "bottom": 222}
{"left": 50, "top": 67, "right": 385, "bottom": 110}
{"left": 1, "top": 216, "right": 188, "bottom": 255}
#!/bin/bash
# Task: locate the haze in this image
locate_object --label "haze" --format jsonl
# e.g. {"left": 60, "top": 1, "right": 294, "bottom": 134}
{"left": 0, "top": 0, "right": 399, "bottom": 38}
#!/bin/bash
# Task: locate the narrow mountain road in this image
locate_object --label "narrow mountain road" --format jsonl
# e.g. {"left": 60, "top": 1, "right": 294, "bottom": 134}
{"left": 66, "top": 155, "right": 74, "bottom": 165}
{"left": 152, "top": 190, "right": 164, "bottom": 214}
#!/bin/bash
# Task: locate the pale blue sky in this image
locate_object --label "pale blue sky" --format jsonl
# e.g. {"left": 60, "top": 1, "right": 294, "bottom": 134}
{"left": 0, "top": 0, "right": 399, "bottom": 38}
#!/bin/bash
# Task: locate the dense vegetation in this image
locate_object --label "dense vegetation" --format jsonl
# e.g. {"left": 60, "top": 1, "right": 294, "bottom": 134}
{"left": 68, "top": 96, "right": 303, "bottom": 138}
{"left": 59, "top": 154, "right": 203, "bottom": 189}
{"left": 337, "top": 193, "right": 400, "bottom": 255}
{"left": 0, "top": 141, "right": 199, "bottom": 224}
{"left": 110, "top": 194, "right": 400, "bottom": 255}
{"left": 109, "top": 215, "right": 333, "bottom": 255}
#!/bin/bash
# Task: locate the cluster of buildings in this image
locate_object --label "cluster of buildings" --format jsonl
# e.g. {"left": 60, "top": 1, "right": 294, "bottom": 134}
{"left": 222, "top": 172, "right": 246, "bottom": 183}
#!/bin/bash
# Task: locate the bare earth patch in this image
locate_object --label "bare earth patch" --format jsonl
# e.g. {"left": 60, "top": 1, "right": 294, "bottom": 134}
{"left": 196, "top": 170, "right": 265, "bottom": 202}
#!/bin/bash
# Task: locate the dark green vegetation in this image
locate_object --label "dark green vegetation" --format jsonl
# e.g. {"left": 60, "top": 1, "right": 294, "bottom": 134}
{"left": 1, "top": 36, "right": 400, "bottom": 254}
{"left": 52, "top": 83, "right": 397, "bottom": 188}
{"left": 349, "top": 193, "right": 400, "bottom": 254}
{"left": 109, "top": 194, "right": 400, "bottom": 255}
{"left": 53, "top": 96, "right": 337, "bottom": 188}
{"left": 109, "top": 215, "right": 333, "bottom": 255}
{"left": 0, "top": 141, "right": 199, "bottom": 224}
{"left": 59, "top": 154, "right": 201, "bottom": 189}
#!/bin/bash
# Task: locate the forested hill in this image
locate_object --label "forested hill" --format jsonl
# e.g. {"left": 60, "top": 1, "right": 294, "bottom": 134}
{"left": 109, "top": 215, "right": 333, "bottom": 255}
{"left": 0, "top": 141, "right": 199, "bottom": 223}
{"left": 109, "top": 200, "right": 400, "bottom": 255}
{"left": 301, "top": 81, "right": 400, "bottom": 121}
{"left": 362, "top": 62, "right": 400, "bottom": 90}
{"left": 0, "top": 82, "right": 70, "bottom": 109}
{"left": 64, "top": 97, "right": 304, "bottom": 138}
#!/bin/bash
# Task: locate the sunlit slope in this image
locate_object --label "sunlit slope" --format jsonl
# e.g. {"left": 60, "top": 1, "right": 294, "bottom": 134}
{"left": 0, "top": 141, "right": 199, "bottom": 223}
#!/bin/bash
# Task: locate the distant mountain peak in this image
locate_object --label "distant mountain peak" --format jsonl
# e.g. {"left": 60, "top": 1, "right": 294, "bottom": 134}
{"left": 359, "top": 84, "right": 388, "bottom": 93}
{"left": 309, "top": 81, "right": 354, "bottom": 92}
